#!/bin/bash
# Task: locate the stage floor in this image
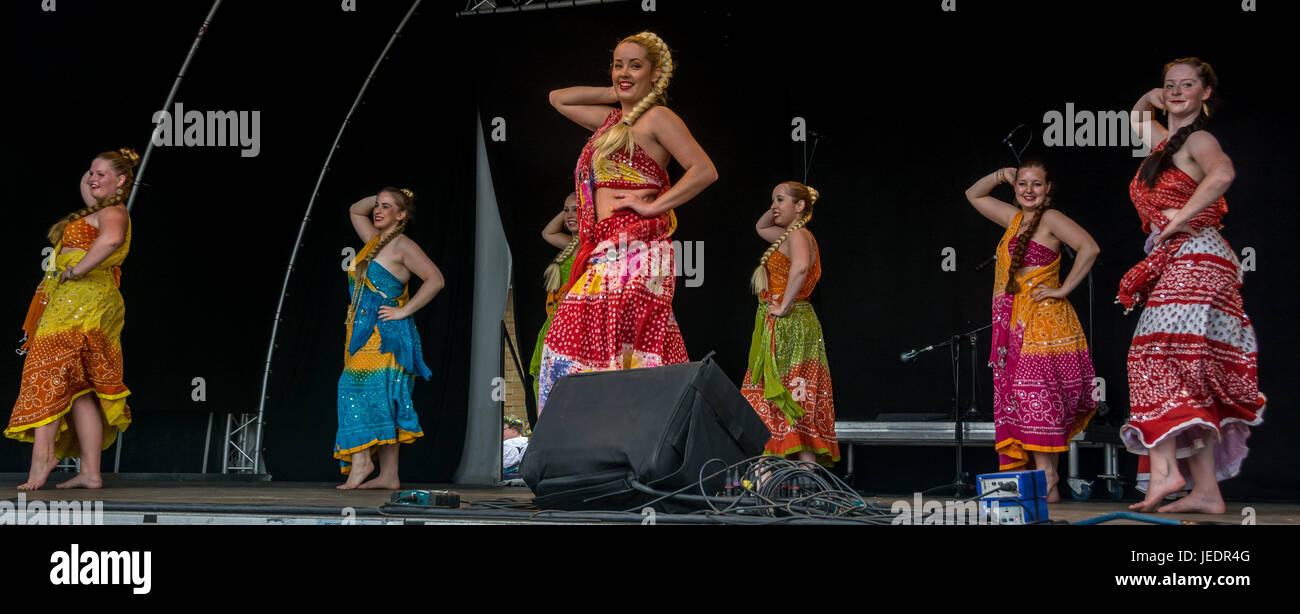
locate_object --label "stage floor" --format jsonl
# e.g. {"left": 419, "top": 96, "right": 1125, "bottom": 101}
{"left": 2, "top": 476, "right": 1295, "bottom": 525}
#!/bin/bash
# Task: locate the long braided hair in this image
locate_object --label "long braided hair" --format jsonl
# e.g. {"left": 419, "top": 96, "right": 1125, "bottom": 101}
{"left": 751, "top": 181, "right": 818, "bottom": 295}
{"left": 352, "top": 187, "right": 414, "bottom": 307}
{"left": 1004, "top": 160, "right": 1053, "bottom": 295}
{"left": 48, "top": 148, "right": 139, "bottom": 245}
{"left": 1138, "top": 57, "right": 1219, "bottom": 190}
{"left": 543, "top": 193, "right": 581, "bottom": 292}
{"left": 591, "top": 31, "right": 674, "bottom": 166}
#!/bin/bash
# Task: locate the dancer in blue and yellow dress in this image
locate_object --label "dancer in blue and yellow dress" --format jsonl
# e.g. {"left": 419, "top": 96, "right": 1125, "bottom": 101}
{"left": 8, "top": 148, "right": 138, "bottom": 491}
{"left": 336, "top": 188, "right": 445, "bottom": 490}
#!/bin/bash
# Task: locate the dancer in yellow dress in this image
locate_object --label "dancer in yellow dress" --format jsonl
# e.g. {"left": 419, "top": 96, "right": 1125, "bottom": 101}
{"left": 8, "top": 148, "right": 138, "bottom": 490}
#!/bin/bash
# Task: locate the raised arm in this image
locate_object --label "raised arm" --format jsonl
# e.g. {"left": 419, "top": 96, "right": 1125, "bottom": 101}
{"left": 1156, "top": 132, "right": 1235, "bottom": 245}
{"left": 549, "top": 86, "right": 618, "bottom": 132}
{"left": 378, "top": 237, "right": 445, "bottom": 322}
{"left": 61, "top": 206, "right": 127, "bottom": 281}
{"left": 541, "top": 210, "right": 573, "bottom": 249}
{"left": 964, "top": 168, "right": 1020, "bottom": 228}
{"left": 638, "top": 106, "right": 717, "bottom": 215}
{"left": 1032, "top": 210, "right": 1100, "bottom": 302}
{"left": 349, "top": 195, "right": 380, "bottom": 243}
{"left": 79, "top": 172, "right": 96, "bottom": 208}
{"left": 1131, "top": 87, "right": 1169, "bottom": 149}
{"left": 755, "top": 208, "right": 785, "bottom": 244}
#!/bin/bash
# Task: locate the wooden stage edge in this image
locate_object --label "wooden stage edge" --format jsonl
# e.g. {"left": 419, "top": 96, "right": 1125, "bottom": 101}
{"left": 1, "top": 476, "right": 1296, "bottom": 525}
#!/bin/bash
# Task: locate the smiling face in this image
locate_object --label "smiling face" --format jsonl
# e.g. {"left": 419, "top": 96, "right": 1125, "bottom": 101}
{"left": 86, "top": 157, "right": 126, "bottom": 201}
{"left": 1162, "top": 63, "right": 1212, "bottom": 118}
{"left": 1013, "top": 166, "right": 1051, "bottom": 210}
{"left": 372, "top": 190, "right": 408, "bottom": 231}
{"left": 562, "top": 193, "right": 579, "bottom": 232}
{"left": 611, "top": 41, "right": 659, "bottom": 105}
{"left": 769, "top": 184, "right": 807, "bottom": 228}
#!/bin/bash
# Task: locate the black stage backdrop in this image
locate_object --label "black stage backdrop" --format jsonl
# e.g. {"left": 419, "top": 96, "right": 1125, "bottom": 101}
{"left": 2, "top": 1, "right": 1295, "bottom": 498}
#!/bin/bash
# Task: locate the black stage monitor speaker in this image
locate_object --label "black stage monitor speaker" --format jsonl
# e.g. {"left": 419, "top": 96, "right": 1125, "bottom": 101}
{"left": 521, "top": 356, "right": 771, "bottom": 512}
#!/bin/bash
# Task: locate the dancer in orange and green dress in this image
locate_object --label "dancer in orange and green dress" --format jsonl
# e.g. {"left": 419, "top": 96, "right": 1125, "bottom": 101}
{"left": 8, "top": 148, "right": 139, "bottom": 491}
{"left": 740, "top": 181, "right": 839, "bottom": 467}
{"left": 528, "top": 193, "right": 578, "bottom": 401}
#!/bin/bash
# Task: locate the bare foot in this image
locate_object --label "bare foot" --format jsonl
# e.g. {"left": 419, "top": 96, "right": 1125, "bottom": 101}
{"left": 1129, "top": 471, "right": 1186, "bottom": 513}
{"left": 17, "top": 451, "right": 58, "bottom": 491}
{"left": 337, "top": 456, "right": 375, "bottom": 490}
{"left": 358, "top": 475, "right": 399, "bottom": 490}
{"left": 1044, "top": 473, "right": 1060, "bottom": 503}
{"left": 56, "top": 473, "right": 103, "bottom": 489}
{"left": 1157, "top": 490, "right": 1225, "bottom": 514}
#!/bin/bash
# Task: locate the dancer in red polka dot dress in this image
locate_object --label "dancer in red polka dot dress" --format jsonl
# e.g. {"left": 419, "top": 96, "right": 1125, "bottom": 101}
{"left": 538, "top": 31, "right": 716, "bottom": 411}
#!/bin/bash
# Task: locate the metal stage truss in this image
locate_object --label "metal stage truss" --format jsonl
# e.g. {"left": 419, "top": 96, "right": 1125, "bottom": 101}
{"left": 458, "top": 0, "right": 631, "bottom": 16}
{"left": 222, "top": 413, "right": 264, "bottom": 475}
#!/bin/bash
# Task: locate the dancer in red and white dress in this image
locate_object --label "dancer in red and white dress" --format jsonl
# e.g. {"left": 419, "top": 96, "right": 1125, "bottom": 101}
{"left": 1119, "top": 58, "right": 1265, "bottom": 513}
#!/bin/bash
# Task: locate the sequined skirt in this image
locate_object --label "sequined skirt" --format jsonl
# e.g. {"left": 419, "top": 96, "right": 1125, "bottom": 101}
{"left": 6, "top": 256, "right": 131, "bottom": 458}
{"left": 537, "top": 215, "right": 687, "bottom": 411}
{"left": 740, "top": 301, "right": 838, "bottom": 466}
{"left": 990, "top": 290, "right": 1097, "bottom": 470}
{"left": 1120, "top": 229, "right": 1265, "bottom": 490}
{"left": 334, "top": 321, "right": 424, "bottom": 474}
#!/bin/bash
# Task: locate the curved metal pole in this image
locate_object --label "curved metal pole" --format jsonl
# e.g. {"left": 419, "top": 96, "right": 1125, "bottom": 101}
{"left": 253, "top": 0, "right": 424, "bottom": 473}
{"left": 126, "top": 0, "right": 224, "bottom": 213}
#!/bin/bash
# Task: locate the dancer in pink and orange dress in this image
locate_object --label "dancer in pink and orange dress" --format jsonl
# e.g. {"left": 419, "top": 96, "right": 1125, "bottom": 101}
{"left": 965, "top": 159, "right": 1100, "bottom": 502}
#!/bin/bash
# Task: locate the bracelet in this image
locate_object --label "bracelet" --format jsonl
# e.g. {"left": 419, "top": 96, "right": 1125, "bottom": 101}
{"left": 994, "top": 169, "right": 1005, "bottom": 185}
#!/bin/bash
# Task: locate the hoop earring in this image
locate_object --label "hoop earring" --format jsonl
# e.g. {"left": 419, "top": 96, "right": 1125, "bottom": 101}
{"left": 116, "top": 188, "right": 123, "bottom": 196}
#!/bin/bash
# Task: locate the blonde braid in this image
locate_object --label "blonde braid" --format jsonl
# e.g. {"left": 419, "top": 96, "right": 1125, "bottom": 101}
{"left": 592, "top": 31, "right": 674, "bottom": 164}
{"left": 351, "top": 217, "right": 408, "bottom": 316}
{"left": 750, "top": 214, "right": 812, "bottom": 295}
{"left": 48, "top": 148, "right": 139, "bottom": 245}
{"left": 751, "top": 183, "right": 819, "bottom": 295}
{"left": 356, "top": 218, "right": 407, "bottom": 283}
{"left": 543, "top": 234, "right": 581, "bottom": 292}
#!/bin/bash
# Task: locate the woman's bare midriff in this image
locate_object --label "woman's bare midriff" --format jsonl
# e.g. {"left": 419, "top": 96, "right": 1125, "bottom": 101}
{"left": 595, "top": 186, "right": 661, "bottom": 222}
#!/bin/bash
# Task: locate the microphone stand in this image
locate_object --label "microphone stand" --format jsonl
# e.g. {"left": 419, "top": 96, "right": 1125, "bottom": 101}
{"left": 902, "top": 323, "right": 991, "bottom": 498}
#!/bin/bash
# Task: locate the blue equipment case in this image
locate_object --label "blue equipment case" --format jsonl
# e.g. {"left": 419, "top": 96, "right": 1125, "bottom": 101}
{"left": 976, "top": 470, "right": 1050, "bottom": 524}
